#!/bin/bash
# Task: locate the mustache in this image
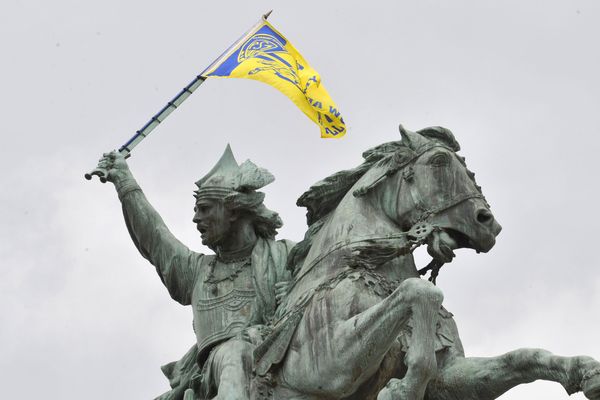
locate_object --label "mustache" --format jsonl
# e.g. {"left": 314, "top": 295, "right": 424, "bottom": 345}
{"left": 196, "top": 224, "right": 208, "bottom": 234}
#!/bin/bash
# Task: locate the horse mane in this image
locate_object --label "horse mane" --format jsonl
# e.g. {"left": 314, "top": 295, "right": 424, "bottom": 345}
{"left": 287, "top": 126, "right": 460, "bottom": 272}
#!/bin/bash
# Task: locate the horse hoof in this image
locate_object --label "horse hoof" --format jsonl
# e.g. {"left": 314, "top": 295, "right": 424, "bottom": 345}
{"left": 377, "top": 387, "right": 394, "bottom": 400}
{"left": 377, "top": 378, "right": 399, "bottom": 400}
{"left": 377, "top": 378, "right": 407, "bottom": 400}
{"left": 583, "top": 368, "right": 600, "bottom": 400}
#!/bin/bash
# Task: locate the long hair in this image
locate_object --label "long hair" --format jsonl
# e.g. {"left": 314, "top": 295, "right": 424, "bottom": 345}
{"left": 223, "top": 190, "right": 282, "bottom": 240}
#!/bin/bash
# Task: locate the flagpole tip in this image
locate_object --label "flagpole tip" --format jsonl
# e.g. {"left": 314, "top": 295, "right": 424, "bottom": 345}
{"left": 263, "top": 10, "right": 273, "bottom": 20}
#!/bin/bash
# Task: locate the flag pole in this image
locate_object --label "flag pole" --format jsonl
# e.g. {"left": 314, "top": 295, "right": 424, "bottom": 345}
{"left": 85, "top": 10, "right": 273, "bottom": 182}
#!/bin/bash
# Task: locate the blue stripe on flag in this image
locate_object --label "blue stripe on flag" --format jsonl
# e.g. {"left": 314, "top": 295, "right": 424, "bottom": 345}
{"left": 209, "top": 25, "right": 287, "bottom": 77}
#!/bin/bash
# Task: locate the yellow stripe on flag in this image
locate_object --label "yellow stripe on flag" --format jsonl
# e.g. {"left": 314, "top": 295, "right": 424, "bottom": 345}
{"left": 202, "top": 19, "right": 346, "bottom": 138}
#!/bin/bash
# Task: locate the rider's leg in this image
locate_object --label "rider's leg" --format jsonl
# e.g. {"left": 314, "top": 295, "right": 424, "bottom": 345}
{"left": 209, "top": 339, "right": 254, "bottom": 400}
{"left": 426, "top": 349, "right": 600, "bottom": 400}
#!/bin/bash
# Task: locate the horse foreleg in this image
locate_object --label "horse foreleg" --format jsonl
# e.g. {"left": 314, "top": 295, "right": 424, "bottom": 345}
{"left": 426, "top": 349, "right": 600, "bottom": 400}
{"left": 375, "top": 278, "right": 444, "bottom": 400}
{"left": 346, "top": 277, "right": 444, "bottom": 400}
{"left": 282, "top": 277, "right": 443, "bottom": 399}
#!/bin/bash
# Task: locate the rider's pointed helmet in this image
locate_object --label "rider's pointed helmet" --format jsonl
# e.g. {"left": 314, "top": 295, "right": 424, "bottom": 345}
{"left": 194, "top": 144, "right": 275, "bottom": 201}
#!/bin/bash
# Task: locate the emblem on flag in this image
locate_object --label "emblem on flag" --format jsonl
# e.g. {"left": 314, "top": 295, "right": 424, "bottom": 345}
{"left": 202, "top": 17, "right": 346, "bottom": 138}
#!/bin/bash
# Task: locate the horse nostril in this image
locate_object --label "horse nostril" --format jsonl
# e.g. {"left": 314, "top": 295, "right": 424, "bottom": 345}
{"left": 476, "top": 209, "right": 494, "bottom": 225}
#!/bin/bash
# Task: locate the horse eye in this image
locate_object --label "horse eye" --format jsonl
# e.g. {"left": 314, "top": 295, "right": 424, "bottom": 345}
{"left": 428, "top": 152, "right": 450, "bottom": 167}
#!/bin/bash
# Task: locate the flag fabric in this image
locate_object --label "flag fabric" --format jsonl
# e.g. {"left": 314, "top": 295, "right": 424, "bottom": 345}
{"left": 202, "top": 17, "right": 346, "bottom": 138}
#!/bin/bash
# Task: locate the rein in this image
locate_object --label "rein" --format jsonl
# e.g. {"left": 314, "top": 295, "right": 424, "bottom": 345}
{"left": 287, "top": 142, "right": 487, "bottom": 302}
{"left": 272, "top": 225, "right": 434, "bottom": 327}
{"left": 289, "top": 223, "right": 436, "bottom": 291}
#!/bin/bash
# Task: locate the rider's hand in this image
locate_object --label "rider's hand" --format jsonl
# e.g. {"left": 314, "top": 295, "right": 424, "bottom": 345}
{"left": 96, "top": 151, "right": 131, "bottom": 183}
{"left": 275, "top": 281, "right": 291, "bottom": 304}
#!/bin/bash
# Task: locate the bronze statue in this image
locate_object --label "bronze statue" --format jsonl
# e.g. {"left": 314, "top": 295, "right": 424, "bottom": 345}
{"left": 94, "top": 125, "right": 600, "bottom": 399}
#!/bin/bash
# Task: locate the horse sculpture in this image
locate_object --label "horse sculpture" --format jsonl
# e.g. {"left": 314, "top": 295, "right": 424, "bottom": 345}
{"left": 252, "top": 125, "right": 600, "bottom": 400}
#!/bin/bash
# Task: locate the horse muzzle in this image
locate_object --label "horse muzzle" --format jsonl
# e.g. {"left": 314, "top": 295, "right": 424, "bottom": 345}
{"left": 472, "top": 207, "right": 502, "bottom": 252}
{"left": 430, "top": 206, "right": 502, "bottom": 255}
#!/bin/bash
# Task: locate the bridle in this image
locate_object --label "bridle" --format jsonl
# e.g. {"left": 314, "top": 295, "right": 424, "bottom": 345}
{"left": 354, "top": 142, "right": 487, "bottom": 223}
{"left": 291, "top": 142, "right": 488, "bottom": 287}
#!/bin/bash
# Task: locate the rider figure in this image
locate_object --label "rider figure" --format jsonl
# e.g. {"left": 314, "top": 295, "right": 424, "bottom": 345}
{"left": 96, "top": 145, "right": 293, "bottom": 400}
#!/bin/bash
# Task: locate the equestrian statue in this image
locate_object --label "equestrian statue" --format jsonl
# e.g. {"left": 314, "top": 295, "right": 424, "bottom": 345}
{"left": 93, "top": 124, "right": 600, "bottom": 400}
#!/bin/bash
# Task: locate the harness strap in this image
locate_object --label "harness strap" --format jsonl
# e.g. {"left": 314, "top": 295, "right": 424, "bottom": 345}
{"left": 286, "top": 142, "right": 489, "bottom": 313}
{"left": 290, "top": 231, "right": 412, "bottom": 289}
{"left": 412, "top": 192, "right": 486, "bottom": 225}
{"left": 353, "top": 143, "right": 450, "bottom": 197}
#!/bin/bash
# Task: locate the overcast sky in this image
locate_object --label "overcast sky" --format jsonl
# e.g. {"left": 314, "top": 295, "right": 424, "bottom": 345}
{"left": 1, "top": 1, "right": 599, "bottom": 399}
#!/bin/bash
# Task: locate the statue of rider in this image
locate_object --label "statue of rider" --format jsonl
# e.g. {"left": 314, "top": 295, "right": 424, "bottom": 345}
{"left": 96, "top": 145, "right": 294, "bottom": 400}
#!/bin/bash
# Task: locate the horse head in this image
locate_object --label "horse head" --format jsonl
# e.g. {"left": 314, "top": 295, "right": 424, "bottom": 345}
{"left": 353, "top": 125, "right": 501, "bottom": 263}
{"left": 287, "top": 124, "right": 501, "bottom": 292}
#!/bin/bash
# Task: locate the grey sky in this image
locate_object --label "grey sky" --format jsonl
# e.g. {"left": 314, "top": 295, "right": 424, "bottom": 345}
{"left": 1, "top": 1, "right": 599, "bottom": 398}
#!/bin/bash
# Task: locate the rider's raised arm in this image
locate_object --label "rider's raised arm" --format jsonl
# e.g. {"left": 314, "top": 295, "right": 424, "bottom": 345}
{"left": 99, "top": 151, "right": 203, "bottom": 305}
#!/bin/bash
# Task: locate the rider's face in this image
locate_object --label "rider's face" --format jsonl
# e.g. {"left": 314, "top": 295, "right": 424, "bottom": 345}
{"left": 193, "top": 199, "right": 234, "bottom": 248}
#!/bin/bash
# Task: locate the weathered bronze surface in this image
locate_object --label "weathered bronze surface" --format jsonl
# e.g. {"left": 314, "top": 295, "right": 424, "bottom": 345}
{"left": 94, "top": 125, "right": 600, "bottom": 400}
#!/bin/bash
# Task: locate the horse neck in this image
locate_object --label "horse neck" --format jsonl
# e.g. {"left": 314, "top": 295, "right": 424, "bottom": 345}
{"left": 302, "top": 167, "right": 400, "bottom": 268}
{"left": 285, "top": 166, "right": 420, "bottom": 308}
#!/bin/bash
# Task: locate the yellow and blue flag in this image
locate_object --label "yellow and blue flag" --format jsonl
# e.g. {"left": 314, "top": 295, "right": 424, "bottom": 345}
{"left": 202, "top": 16, "right": 346, "bottom": 138}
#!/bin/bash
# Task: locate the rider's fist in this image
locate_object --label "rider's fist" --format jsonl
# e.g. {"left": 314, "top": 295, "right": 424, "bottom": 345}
{"left": 96, "top": 151, "right": 130, "bottom": 183}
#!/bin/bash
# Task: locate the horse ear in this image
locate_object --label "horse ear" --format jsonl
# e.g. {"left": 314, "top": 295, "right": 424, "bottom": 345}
{"left": 399, "top": 124, "right": 428, "bottom": 150}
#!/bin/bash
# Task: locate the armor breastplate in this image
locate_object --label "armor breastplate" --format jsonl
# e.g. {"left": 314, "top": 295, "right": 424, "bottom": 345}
{"left": 192, "top": 260, "right": 256, "bottom": 358}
